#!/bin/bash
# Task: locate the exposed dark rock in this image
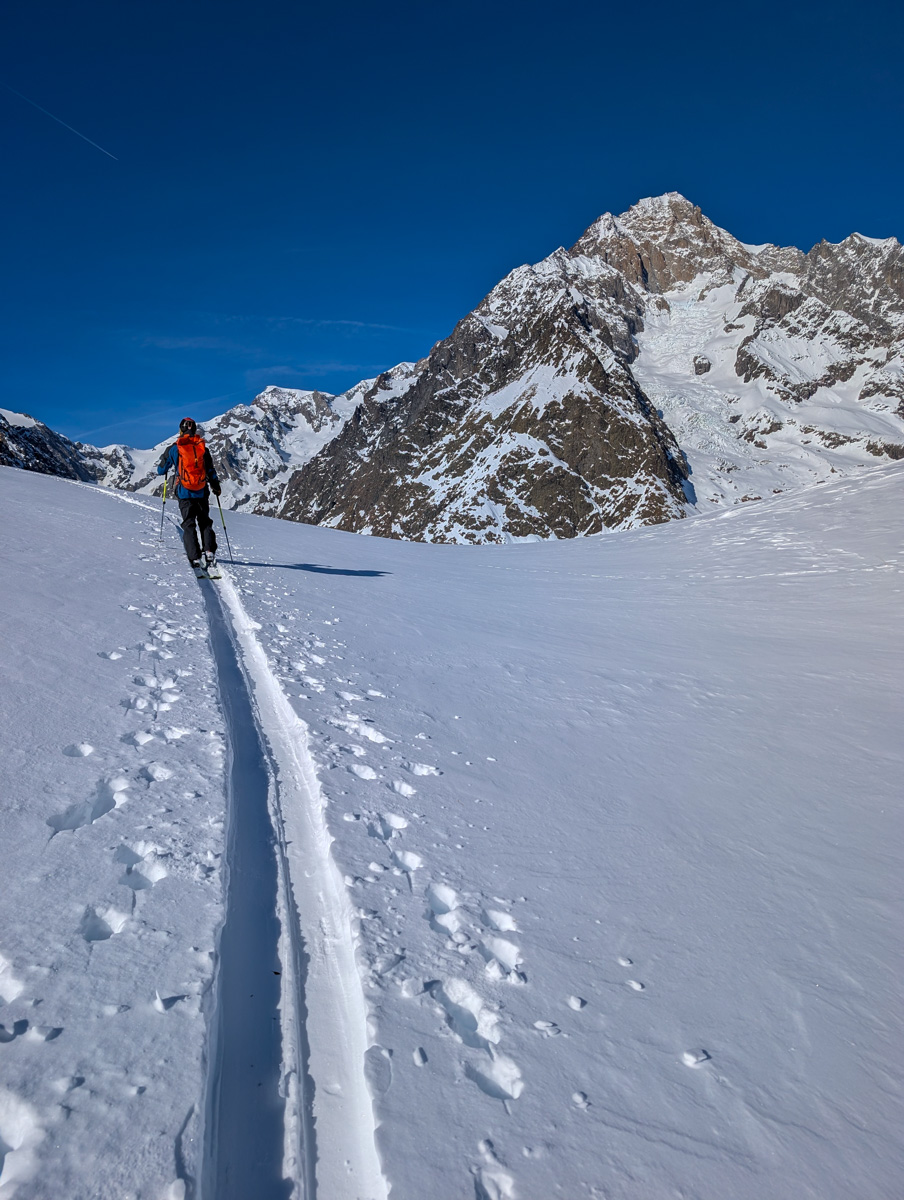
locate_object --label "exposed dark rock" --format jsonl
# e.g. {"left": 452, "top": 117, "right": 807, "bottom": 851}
{"left": 278, "top": 244, "right": 688, "bottom": 541}
{"left": 0, "top": 411, "right": 99, "bottom": 482}
{"left": 866, "top": 441, "right": 904, "bottom": 460}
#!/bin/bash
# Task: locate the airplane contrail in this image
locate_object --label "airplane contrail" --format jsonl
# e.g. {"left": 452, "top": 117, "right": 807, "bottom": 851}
{"left": 3, "top": 82, "right": 118, "bottom": 160}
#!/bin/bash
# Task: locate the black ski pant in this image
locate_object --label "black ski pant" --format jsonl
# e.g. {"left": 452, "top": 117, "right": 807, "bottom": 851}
{"left": 178, "top": 495, "right": 217, "bottom": 562}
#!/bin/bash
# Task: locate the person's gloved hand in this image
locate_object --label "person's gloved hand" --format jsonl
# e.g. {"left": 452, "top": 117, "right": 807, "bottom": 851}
{"left": 211, "top": 481, "right": 222, "bottom": 497}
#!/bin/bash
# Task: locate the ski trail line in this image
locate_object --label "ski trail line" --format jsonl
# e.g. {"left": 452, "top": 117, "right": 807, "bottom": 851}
{"left": 213, "top": 570, "right": 389, "bottom": 1200}
{"left": 200, "top": 584, "right": 305, "bottom": 1199}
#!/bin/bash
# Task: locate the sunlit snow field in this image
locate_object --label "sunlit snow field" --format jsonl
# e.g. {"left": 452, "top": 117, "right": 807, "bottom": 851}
{"left": 1, "top": 464, "right": 902, "bottom": 1199}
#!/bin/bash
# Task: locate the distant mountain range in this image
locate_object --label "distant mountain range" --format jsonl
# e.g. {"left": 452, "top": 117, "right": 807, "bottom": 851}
{"left": 3, "top": 193, "right": 902, "bottom": 542}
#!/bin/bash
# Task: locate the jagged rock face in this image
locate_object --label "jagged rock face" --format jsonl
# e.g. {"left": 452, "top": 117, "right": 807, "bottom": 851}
{"left": 279, "top": 192, "right": 904, "bottom": 538}
{"left": 278, "top": 258, "right": 689, "bottom": 541}
{"left": 572, "top": 193, "right": 804, "bottom": 296}
{"left": 0, "top": 409, "right": 99, "bottom": 482}
{"left": 803, "top": 234, "right": 904, "bottom": 334}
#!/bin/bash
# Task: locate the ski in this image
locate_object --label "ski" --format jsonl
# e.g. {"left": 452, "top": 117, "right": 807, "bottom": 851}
{"left": 192, "top": 557, "right": 222, "bottom": 580}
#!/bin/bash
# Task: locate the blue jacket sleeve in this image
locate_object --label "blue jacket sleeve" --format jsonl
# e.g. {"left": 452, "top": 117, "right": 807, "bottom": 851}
{"left": 157, "top": 444, "right": 177, "bottom": 476}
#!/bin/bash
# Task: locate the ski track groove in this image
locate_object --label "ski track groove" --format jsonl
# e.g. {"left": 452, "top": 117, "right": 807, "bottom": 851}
{"left": 208, "top": 567, "right": 388, "bottom": 1200}
{"left": 199, "top": 583, "right": 297, "bottom": 1200}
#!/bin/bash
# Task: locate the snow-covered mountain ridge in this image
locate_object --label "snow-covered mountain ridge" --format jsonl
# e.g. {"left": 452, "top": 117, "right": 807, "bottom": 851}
{"left": 4, "top": 193, "right": 903, "bottom": 540}
{"left": 80, "top": 369, "right": 419, "bottom": 515}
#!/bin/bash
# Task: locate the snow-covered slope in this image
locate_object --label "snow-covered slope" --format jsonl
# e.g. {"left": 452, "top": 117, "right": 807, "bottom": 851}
{"left": 1, "top": 463, "right": 901, "bottom": 1198}
{"left": 618, "top": 198, "right": 904, "bottom": 506}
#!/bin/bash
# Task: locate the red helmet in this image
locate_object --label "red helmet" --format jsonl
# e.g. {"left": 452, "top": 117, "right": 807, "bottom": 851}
{"left": 179, "top": 417, "right": 197, "bottom": 435}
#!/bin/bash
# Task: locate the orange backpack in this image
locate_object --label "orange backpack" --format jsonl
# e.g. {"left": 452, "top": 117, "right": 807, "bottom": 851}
{"left": 176, "top": 435, "right": 208, "bottom": 491}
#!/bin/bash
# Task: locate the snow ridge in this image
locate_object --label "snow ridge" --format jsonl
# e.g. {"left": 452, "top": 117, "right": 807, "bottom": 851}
{"left": 216, "top": 570, "right": 388, "bottom": 1200}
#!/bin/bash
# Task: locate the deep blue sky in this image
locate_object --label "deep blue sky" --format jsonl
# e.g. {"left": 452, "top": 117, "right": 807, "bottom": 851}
{"left": 3, "top": 0, "right": 902, "bottom": 447}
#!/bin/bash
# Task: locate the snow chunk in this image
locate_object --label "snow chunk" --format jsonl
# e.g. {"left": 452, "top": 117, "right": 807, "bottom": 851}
{"left": 0, "top": 408, "right": 37, "bottom": 429}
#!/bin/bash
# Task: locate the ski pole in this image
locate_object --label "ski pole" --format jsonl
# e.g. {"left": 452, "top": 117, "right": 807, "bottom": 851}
{"left": 215, "top": 493, "right": 234, "bottom": 564}
{"left": 158, "top": 476, "right": 168, "bottom": 543}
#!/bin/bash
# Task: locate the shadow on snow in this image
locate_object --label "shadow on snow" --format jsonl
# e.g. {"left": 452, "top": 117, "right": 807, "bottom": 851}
{"left": 231, "top": 560, "right": 390, "bottom": 578}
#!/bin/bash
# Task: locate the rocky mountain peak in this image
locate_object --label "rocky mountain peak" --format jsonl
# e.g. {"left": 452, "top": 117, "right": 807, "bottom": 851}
{"left": 275, "top": 194, "right": 904, "bottom": 539}
{"left": 572, "top": 193, "right": 761, "bottom": 294}
{"left": 250, "top": 384, "right": 332, "bottom": 416}
{"left": 241, "top": 385, "right": 340, "bottom": 435}
{"left": 617, "top": 192, "right": 710, "bottom": 240}
{"left": 5, "top": 193, "right": 903, "bottom": 545}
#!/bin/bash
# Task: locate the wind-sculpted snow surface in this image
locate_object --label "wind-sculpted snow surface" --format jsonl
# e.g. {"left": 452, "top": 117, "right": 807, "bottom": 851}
{"left": 1, "top": 465, "right": 903, "bottom": 1198}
